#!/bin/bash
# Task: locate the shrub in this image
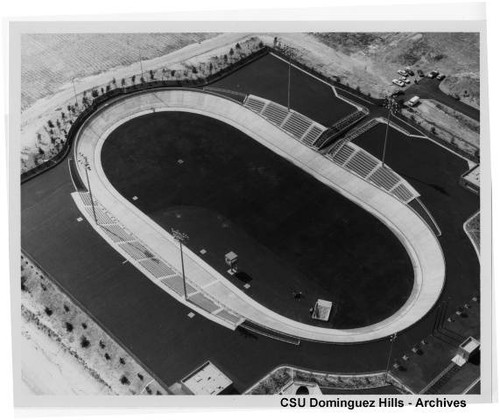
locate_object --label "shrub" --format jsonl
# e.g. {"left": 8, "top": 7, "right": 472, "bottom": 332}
{"left": 65, "top": 322, "right": 74, "bottom": 332}
{"left": 63, "top": 304, "right": 70, "bottom": 312}
{"left": 104, "top": 353, "right": 111, "bottom": 360}
{"left": 119, "top": 357, "right": 126, "bottom": 365}
{"left": 137, "top": 373, "right": 144, "bottom": 381}
{"left": 120, "top": 375, "right": 130, "bottom": 385}
{"left": 44, "top": 307, "right": 53, "bottom": 316}
{"left": 81, "top": 322, "right": 87, "bottom": 329}
{"left": 80, "top": 336, "right": 90, "bottom": 348}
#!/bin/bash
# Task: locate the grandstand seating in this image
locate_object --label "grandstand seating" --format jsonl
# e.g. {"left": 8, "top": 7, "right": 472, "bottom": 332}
{"left": 243, "top": 94, "right": 326, "bottom": 148}
{"left": 282, "top": 112, "right": 312, "bottom": 138}
{"left": 76, "top": 190, "right": 245, "bottom": 328}
{"left": 100, "top": 224, "right": 135, "bottom": 243}
{"left": 391, "top": 183, "right": 415, "bottom": 203}
{"left": 244, "top": 96, "right": 267, "bottom": 113}
{"left": 190, "top": 292, "right": 220, "bottom": 313}
{"left": 326, "top": 134, "right": 419, "bottom": 204}
{"left": 119, "top": 241, "right": 154, "bottom": 261}
{"left": 84, "top": 204, "right": 116, "bottom": 225}
{"left": 302, "top": 125, "right": 324, "bottom": 146}
{"left": 262, "top": 102, "right": 289, "bottom": 126}
{"left": 345, "top": 149, "right": 379, "bottom": 178}
{"left": 368, "top": 166, "right": 400, "bottom": 191}
{"left": 139, "top": 258, "right": 175, "bottom": 279}
{"left": 332, "top": 144, "right": 356, "bottom": 166}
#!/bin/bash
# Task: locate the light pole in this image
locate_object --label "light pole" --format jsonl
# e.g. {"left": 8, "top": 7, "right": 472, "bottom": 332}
{"left": 77, "top": 153, "right": 97, "bottom": 225}
{"left": 139, "top": 52, "right": 144, "bottom": 82}
{"left": 281, "top": 45, "right": 294, "bottom": 111}
{"left": 381, "top": 96, "right": 399, "bottom": 167}
{"left": 171, "top": 228, "right": 189, "bottom": 301}
{"left": 385, "top": 333, "right": 398, "bottom": 383}
{"left": 71, "top": 78, "right": 78, "bottom": 107}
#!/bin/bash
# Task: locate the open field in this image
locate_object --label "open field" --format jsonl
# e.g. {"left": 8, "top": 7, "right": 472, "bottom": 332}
{"left": 312, "top": 32, "right": 480, "bottom": 107}
{"left": 21, "top": 33, "right": 218, "bottom": 110}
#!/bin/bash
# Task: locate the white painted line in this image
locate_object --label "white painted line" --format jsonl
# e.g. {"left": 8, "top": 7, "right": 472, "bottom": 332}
{"left": 200, "top": 249, "right": 207, "bottom": 255}
{"left": 76, "top": 217, "right": 83, "bottom": 222}
{"left": 244, "top": 283, "right": 251, "bottom": 290}
{"left": 187, "top": 312, "right": 195, "bottom": 319}
{"left": 132, "top": 196, "right": 138, "bottom": 201}
{"left": 177, "top": 159, "right": 184, "bottom": 164}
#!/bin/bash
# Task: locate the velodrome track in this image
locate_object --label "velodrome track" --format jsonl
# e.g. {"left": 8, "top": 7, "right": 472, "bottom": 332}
{"left": 73, "top": 88, "right": 446, "bottom": 343}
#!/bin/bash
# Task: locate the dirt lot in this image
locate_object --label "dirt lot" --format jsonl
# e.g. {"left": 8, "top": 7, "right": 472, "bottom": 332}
{"left": 310, "top": 32, "right": 480, "bottom": 107}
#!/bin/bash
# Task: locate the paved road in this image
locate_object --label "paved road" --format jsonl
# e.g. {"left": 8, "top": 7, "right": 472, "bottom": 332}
{"left": 400, "top": 78, "right": 479, "bottom": 121}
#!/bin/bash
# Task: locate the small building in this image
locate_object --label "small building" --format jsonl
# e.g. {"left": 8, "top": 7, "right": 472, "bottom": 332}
{"left": 225, "top": 251, "right": 238, "bottom": 274}
{"left": 180, "top": 361, "right": 233, "bottom": 395}
{"left": 452, "top": 337, "right": 480, "bottom": 366}
{"left": 311, "top": 299, "right": 333, "bottom": 321}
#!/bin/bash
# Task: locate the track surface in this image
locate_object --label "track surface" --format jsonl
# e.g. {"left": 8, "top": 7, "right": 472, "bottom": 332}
{"left": 352, "top": 124, "right": 479, "bottom": 305}
{"left": 21, "top": 54, "right": 479, "bottom": 393}
{"left": 101, "top": 111, "right": 414, "bottom": 329}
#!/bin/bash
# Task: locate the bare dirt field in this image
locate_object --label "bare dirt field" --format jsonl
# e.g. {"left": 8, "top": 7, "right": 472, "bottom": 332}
{"left": 21, "top": 33, "right": 218, "bottom": 110}
{"left": 311, "top": 32, "right": 480, "bottom": 107}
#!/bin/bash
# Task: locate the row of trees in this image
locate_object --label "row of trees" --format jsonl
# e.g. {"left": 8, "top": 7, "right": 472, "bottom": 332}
{"left": 27, "top": 38, "right": 267, "bottom": 172}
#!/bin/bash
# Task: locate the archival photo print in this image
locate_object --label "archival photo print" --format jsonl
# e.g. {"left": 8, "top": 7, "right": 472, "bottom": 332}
{"left": 12, "top": 25, "right": 488, "bottom": 406}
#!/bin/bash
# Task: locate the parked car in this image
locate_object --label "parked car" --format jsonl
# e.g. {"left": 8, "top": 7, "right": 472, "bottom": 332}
{"left": 391, "top": 89, "right": 405, "bottom": 97}
{"left": 397, "top": 69, "right": 409, "bottom": 77}
{"left": 392, "top": 79, "right": 405, "bottom": 87}
{"left": 405, "top": 67, "right": 415, "bottom": 76}
{"left": 436, "top": 74, "right": 446, "bottom": 81}
{"left": 417, "top": 69, "right": 424, "bottom": 77}
{"left": 427, "top": 70, "right": 439, "bottom": 78}
{"left": 406, "top": 96, "right": 420, "bottom": 107}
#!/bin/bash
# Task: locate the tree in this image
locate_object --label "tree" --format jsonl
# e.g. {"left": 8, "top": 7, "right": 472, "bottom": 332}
{"left": 223, "top": 54, "right": 228, "bottom": 62}
{"left": 209, "top": 62, "right": 213, "bottom": 73}
{"left": 149, "top": 69, "right": 155, "bottom": 80}
{"left": 112, "top": 77, "right": 116, "bottom": 85}
{"left": 171, "top": 69, "right": 176, "bottom": 78}
{"left": 120, "top": 375, "right": 130, "bottom": 385}
{"left": 258, "top": 41, "right": 264, "bottom": 48}
{"left": 47, "top": 120, "right": 54, "bottom": 128}
{"left": 65, "top": 322, "right": 74, "bottom": 332}
{"left": 131, "top": 75, "right": 136, "bottom": 84}
{"left": 140, "top": 76, "right": 145, "bottom": 84}
{"left": 80, "top": 336, "right": 90, "bottom": 348}
{"left": 121, "top": 78, "right": 126, "bottom": 87}
{"left": 92, "top": 89, "right": 99, "bottom": 98}
{"left": 236, "top": 42, "right": 241, "bottom": 50}
{"left": 106, "top": 85, "right": 111, "bottom": 92}
{"left": 229, "top": 48, "right": 234, "bottom": 57}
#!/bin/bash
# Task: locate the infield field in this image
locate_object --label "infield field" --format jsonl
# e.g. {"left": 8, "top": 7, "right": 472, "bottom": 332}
{"left": 101, "top": 111, "right": 414, "bottom": 329}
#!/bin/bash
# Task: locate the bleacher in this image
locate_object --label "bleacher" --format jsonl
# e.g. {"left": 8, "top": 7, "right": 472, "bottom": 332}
{"left": 243, "top": 94, "right": 326, "bottom": 148}
{"left": 282, "top": 112, "right": 313, "bottom": 139}
{"left": 332, "top": 144, "right": 356, "bottom": 166}
{"left": 262, "top": 102, "right": 289, "bottom": 126}
{"left": 245, "top": 95, "right": 267, "bottom": 113}
{"left": 368, "top": 166, "right": 400, "bottom": 191}
{"left": 391, "top": 183, "right": 415, "bottom": 203}
{"left": 302, "top": 125, "right": 324, "bottom": 147}
{"left": 345, "top": 149, "right": 379, "bottom": 178}
{"left": 326, "top": 138, "right": 419, "bottom": 204}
